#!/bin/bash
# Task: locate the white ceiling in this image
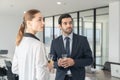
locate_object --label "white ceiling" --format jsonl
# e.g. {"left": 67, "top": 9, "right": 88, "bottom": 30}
{"left": 0, "top": 0, "right": 109, "bottom": 17}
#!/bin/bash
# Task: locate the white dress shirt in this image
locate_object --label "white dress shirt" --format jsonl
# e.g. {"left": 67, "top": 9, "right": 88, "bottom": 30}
{"left": 62, "top": 32, "right": 73, "bottom": 75}
{"left": 62, "top": 32, "right": 73, "bottom": 55}
{"left": 12, "top": 36, "right": 49, "bottom": 80}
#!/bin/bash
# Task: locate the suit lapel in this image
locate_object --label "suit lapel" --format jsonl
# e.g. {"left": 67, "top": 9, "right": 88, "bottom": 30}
{"left": 58, "top": 36, "right": 66, "bottom": 55}
{"left": 71, "top": 34, "right": 78, "bottom": 57}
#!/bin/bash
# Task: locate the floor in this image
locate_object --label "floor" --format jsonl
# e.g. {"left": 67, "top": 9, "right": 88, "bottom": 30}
{"left": 0, "top": 70, "right": 120, "bottom": 80}
{"left": 49, "top": 69, "right": 120, "bottom": 80}
{"left": 86, "top": 70, "right": 120, "bottom": 80}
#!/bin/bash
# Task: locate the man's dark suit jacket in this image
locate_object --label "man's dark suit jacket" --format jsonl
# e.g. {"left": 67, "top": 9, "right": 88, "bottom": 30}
{"left": 50, "top": 33, "right": 93, "bottom": 80}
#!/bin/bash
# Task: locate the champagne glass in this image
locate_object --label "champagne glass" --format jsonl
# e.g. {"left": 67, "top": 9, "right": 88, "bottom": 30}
{"left": 48, "top": 53, "right": 53, "bottom": 63}
{"left": 61, "top": 53, "right": 67, "bottom": 59}
{"left": 48, "top": 53, "right": 54, "bottom": 73}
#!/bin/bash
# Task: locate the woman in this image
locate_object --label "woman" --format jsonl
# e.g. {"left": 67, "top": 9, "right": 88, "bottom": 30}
{"left": 12, "top": 9, "right": 49, "bottom": 80}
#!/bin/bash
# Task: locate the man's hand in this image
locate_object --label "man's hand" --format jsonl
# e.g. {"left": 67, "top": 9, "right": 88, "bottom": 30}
{"left": 58, "top": 58, "right": 75, "bottom": 68}
{"left": 58, "top": 58, "right": 63, "bottom": 67}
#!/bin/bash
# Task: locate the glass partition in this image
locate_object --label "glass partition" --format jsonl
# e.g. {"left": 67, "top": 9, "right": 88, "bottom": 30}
{"left": 70, "top": 13, "right": 77, "bottom": 34}
{"left": 79, "top": 10, "right": 94, "bottom": 53}
{"left": 45, "top": 17, "right": 53, "bottom": 47}
{"left": 54, "top": 16, "right": 61, "bottom": 38}
{"left": 96, "top": 8, "right": 109, "bottom": 66}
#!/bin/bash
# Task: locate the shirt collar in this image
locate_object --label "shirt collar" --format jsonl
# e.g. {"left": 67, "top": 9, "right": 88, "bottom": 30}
{"left": 24, "top": 33, "right": 40, "bottom": 41}
{"left": 62, "top": 32, "right": 73, "bottom": 40}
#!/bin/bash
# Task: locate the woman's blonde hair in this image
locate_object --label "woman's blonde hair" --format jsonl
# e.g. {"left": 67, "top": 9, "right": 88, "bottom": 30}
{"left": 16, "top": 9, "right": 40, "bottom": 46}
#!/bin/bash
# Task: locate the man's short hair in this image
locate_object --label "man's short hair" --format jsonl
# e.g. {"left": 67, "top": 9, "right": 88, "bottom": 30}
{"left": 58, "top": 14, "right": 72, "bottom": 25}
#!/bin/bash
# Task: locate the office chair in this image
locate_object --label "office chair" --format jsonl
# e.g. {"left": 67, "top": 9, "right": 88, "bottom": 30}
{"left": 0, "top": 67, "right": 7, "bottom": 80}
{"left": 4, "top": 60, "right": 18, "bottom": 80}
{"left": 102, "top": 61, "right": 111, "bottom": 71}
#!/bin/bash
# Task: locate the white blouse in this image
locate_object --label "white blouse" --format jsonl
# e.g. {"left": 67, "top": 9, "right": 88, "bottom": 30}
{"left": 12, "top": 37, "right": 49, "bottom": 80}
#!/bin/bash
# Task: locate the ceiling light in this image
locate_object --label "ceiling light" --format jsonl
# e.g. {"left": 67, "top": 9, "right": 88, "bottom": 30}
{"left": 24, "top": 11, "right": 26, "bottom": 13}
{"left": 57, "top": 2, "right": 62, "bottom": 5}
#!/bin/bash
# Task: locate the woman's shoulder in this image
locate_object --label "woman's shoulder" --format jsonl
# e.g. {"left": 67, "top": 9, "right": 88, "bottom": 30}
{"left": 23, "top": 37, "right": 45, "bottom": 47}
{"left": 33, "top": 39, "right": 44, "bottom": 46}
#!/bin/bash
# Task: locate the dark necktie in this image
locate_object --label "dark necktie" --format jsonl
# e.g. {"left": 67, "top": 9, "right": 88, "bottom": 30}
{"left": 66, "top": 37, "right": 70, "bottom": 57}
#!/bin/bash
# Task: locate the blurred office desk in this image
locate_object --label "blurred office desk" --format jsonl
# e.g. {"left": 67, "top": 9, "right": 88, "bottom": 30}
{"left": 0, "top": 56, "right": 11, "bottom": 67}
{"left": 0, "top": 58, "right": 6, "bottom": 67}
{"left": 86, "top": 70, "right": 120, "bottom": 80}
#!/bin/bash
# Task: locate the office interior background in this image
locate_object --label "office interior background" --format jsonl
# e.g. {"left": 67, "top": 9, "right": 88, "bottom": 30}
{"left": 0, "top": 0, "right": 120, "bottom": 80}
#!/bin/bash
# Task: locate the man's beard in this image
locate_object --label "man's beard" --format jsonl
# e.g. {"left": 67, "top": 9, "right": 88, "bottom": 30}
{"left": 64, "top": 28, "right": 73, "bottom": 35}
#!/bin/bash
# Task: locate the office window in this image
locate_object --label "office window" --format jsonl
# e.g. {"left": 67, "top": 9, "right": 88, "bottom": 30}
{"left": 96, "top": 8, "right": 109, "bottom": 66}
{"left": 44, "top": 17, "right": 53, "bottom": 46}
{"left": 54, "top": 16, "right": 61, "bottom": 38}
{"left": 70, "top": 13, "right": 77, "bottom": 34}
{"left": 79, "top": 10, "right": 94, "bottom": 52}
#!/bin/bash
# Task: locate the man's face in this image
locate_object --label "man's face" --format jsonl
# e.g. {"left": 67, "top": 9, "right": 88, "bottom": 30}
{"left": 60, "top": 18, "right": 73, "bottom": 35}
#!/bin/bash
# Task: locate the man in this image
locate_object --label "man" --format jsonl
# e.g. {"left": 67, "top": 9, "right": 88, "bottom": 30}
{"left": 50, "top": 14, "right": 93, "bottom": 80}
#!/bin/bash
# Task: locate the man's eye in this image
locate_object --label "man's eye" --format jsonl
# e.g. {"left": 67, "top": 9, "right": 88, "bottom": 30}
{"left": 64, "top": 23, "right": 67, "bottom": 25}
{"left": 70, "top": 22, "right": 72, "bottom": 24}
{"left": 38, "top": 19, "right": 41, "bottom": 21}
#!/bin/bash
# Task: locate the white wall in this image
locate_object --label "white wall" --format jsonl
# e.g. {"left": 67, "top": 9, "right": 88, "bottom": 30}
{"left": 0, "top": 15, "right": 43, "bottom": 59}
{"left": 109, "top": 0, "right": 120, "bottom": 63}
{"left": 0, "top": 15, "right": 22, "bottom": 58}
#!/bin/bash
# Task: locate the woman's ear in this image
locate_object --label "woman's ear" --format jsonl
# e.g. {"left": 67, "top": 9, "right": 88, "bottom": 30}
{"left": 26, "top": 21, "right": 32, "bottom": 27}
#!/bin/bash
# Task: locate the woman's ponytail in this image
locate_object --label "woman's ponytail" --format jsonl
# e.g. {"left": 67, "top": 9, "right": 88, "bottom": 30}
{"left": 16, "top": 22, "right": 25, "bottom": 46}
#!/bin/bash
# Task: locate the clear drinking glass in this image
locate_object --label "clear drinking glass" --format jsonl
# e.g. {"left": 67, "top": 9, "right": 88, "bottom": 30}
{"left": 48, "top": 53, "right": 55, "bottom": 73}
{"left": 62, "top": 54, "right": 67, "bottom": 59}
{"left": 48, "top": 53, "right": 53, "bottom": 63}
